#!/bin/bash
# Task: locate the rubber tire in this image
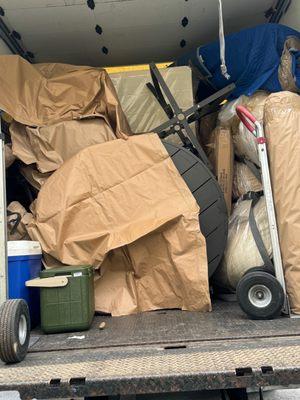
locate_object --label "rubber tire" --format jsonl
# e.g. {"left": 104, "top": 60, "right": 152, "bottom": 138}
{"left": 236, "top": 271, "right": 284, "bottom": 320}
{"left": 0, "top": 299, "right": 30, "bottom": 363}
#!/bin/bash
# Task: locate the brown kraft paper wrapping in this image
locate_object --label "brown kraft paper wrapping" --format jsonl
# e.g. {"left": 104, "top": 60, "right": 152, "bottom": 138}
{"left": 10, "top": 118, "right": 116, "bottom": 173}
{"left": 27, "top": 134, "right": 211, "bottom": 316}
{"left": 278, "top": 37, "right": 300, "bottom": 93}
{"left": 7, "top": 201, "right": 32, "bottom": 241}
{"left": 0, "top": 55, "right": 131, "bottom": 137}
{"left": 19, "top": 164, "right": 51, "bottom": 191}
{"left": 264, "top": 92, "right": 300, "bottom": 314}
{"left": 5, "top": 144, "right": 16, "bottom": 169}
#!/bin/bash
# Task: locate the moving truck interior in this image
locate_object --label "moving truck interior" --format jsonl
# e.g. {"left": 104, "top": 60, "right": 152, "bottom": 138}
{"left": 0, "top": 1, "right": 300, "bottom": 399}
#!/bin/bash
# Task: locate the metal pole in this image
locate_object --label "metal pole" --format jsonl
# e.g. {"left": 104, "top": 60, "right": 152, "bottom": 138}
{"left": 0, "top": 115, "right": 8, "bottom": 305}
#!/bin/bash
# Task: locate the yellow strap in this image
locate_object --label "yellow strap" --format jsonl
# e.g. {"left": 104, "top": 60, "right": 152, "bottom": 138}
{"left": 105, "top": 62, "right": 172, "bottom": 74}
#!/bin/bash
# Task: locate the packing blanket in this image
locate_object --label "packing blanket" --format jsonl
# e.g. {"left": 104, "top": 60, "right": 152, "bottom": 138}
{"left": 176, "top": 24, "right": 300, "bottom": 99}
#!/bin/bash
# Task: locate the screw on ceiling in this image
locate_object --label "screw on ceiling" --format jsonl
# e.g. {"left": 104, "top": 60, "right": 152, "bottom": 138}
{"left": 181, "top": 17, "right": 189, "bottom": 27}
{"left": 87, "top": 0, "right": 95, "bottom": 10}
{"left": 95, "top": 25, "right": 103, "bottom": 35}
{"left": 180, "top": 39, "right": 186, "bottom": 48}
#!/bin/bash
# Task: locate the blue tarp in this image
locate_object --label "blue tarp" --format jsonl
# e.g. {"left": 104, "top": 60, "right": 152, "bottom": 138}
{"left": 176, "top": 24, "right": 300, "bottom": 99}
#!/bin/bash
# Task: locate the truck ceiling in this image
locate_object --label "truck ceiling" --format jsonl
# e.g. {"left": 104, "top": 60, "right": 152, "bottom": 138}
{"left": 0, "top": 0, "right": 274, "bottom": 66}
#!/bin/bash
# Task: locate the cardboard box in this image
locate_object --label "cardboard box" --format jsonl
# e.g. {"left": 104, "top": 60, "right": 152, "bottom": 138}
{"left": 211, "top": 127, "right": 234, "bottom": 214}
{"left": 110, "top": 66, "right": 196, "bottom": 146}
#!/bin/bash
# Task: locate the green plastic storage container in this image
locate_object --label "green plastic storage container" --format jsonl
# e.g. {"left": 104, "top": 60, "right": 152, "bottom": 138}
{"left": 40, "top": 265, "right": 95, "bottom": 334}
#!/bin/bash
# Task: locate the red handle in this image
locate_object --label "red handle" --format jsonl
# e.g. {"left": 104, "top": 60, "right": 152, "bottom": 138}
{"left": 236, "top": 105, "right": 257, "bottom": 133}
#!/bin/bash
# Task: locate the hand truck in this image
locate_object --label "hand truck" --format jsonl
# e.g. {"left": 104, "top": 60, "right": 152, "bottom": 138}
{"left": 235, "top": 105, "right": 290, "bottom": 319}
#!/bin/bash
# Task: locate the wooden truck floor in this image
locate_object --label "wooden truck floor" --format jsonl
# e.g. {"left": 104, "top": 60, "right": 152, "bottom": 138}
{"left": 1, "top": 301, "right": 300, "bottom": 400}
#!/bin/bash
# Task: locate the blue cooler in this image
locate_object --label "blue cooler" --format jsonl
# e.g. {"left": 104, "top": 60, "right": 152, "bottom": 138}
{"left": 8, "top": 241, "right": 42, "bottom": 327}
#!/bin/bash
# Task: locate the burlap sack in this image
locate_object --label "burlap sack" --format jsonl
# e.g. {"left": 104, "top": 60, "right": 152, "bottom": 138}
{"left": 213, "top": 196, "right": 271, "bottom": 291}
{"left": 233, "top": 162, "right": 262, "bottom": 199}
{"left": 218, "top": 96, "right": 247, "bottom": 130}
{"left": 234, "top": 92, "right": 269, "bottom": 165}
{"left": 264, "top": 92, "right": 300, "bottom": 314}
{"left": 27, "top": 134, "right": 211, "bottom": 316}
{"left": 278, "top": 37, "right": 300, "bottom": 93}
{"left": 217, "top": 91, "right": 269, "bottom": 165}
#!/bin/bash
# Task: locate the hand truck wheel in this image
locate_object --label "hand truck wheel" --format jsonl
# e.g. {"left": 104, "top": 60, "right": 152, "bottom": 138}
{"left": 236, "top": 270, "right": 284, "bottom": 320}
{"left": 0, "top": 299, "right": 31, "bottom": 363}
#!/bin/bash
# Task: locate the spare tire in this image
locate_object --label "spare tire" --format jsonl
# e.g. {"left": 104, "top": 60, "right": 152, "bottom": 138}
{"left": 163, "top": 142, "right": 228, "bottom": 277}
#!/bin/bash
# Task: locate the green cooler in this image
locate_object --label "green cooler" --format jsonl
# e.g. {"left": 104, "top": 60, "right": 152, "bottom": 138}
{"left": 39, "top": 265, "right": 94, "bottom": 334}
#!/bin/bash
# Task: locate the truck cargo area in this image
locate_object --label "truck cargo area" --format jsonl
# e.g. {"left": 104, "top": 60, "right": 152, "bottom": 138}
{"left": 1, "top": 300, "right": 300, "bottom": 399}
